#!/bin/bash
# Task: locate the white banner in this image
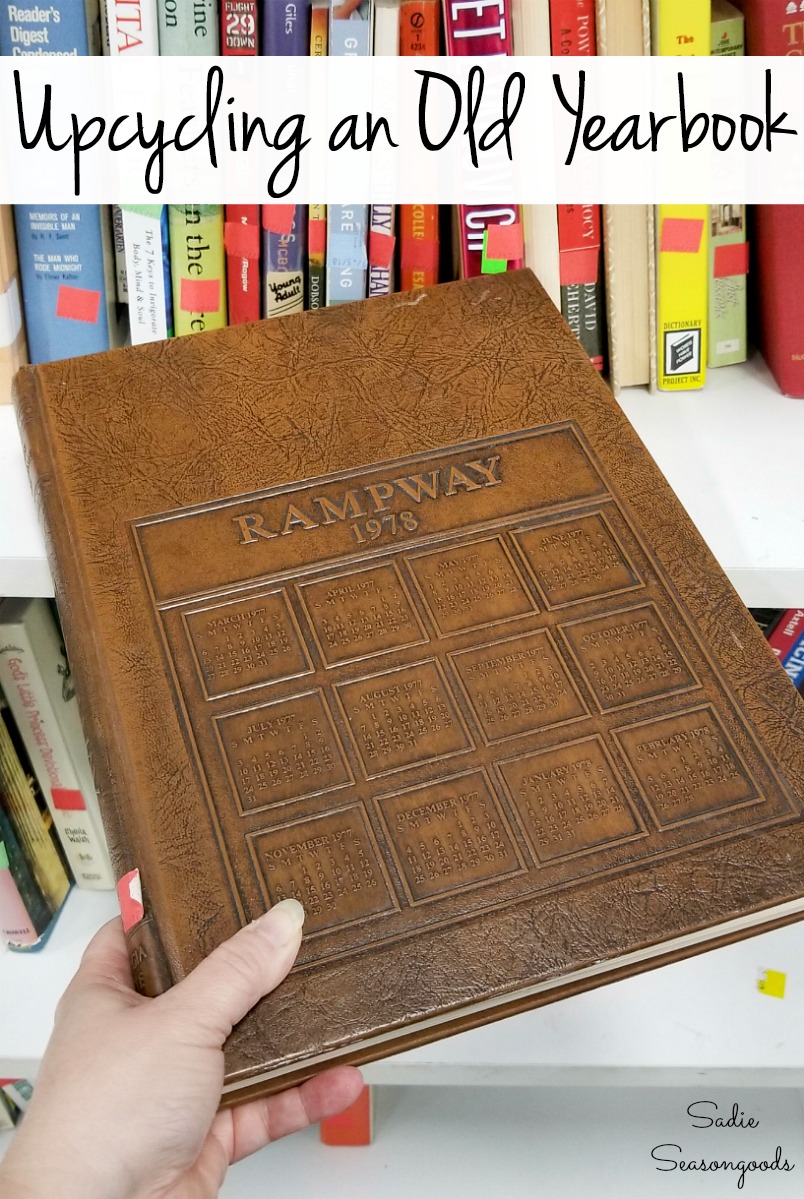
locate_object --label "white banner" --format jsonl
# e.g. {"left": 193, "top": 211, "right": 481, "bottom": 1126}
{"left": 1, "top": 56, "right": 803, "bottom": 203}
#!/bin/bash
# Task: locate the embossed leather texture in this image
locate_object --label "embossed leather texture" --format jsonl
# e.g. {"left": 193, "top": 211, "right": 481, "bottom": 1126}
{"left": 14, "top": 270, "right": 804, "bottom": 1102}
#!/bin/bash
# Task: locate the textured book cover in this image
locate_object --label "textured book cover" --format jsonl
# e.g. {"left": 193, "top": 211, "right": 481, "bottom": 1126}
{"left": 656, "top": 205, "right": 708, "bottom": 390}
{"left": 443, "top": 0, "right": 522, "bottom": 280}
{"left": 14, "top": 269, "right": 804, "bottom": 1103}
{"left": 168, "top": 205, "right": 227, "bottom": 337}
{"left": 751, "top": 206, "right": 804, "bottom": 399}
{"left": 0, "top": 206, "right": 27, "bottom": 404}
{"left": 733, "top": 0, "right": 804, "bottom": 55}
{"left": 399, "top": 2, "right": 440, "bottom": 292}
{"left": 707, "top": 205, "right": 747, "bottom": 369}
{"left": 221, "top": 0, "right": 259, "bottom": 52}
{"left": 122, "top": 205, "right": 174, "bottom": 344}
{"left": 0, "top": 598, "right": 115, "bottom": 889}
{"left": 262, "top": 207, "right": 306, "bottom": 318}
{"left": 157, "top": 0, "right": 219, "bottom": 53}
{"left": 225, "top": 205, "right": 261, "bottom": 325}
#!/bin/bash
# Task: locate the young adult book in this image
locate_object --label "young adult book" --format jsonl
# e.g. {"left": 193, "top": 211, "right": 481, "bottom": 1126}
{"left": 122, "top": 205, "right": 174, "bottom": 344}
{"left": 443, "top": 0, "right": 523, "bottom": 279}
{"left": 0, "top": 598, "right": 114, "bottom": 889}
{"left": 0, "top": 206, "right": 27, "bottom": 405}
{"left": 307, "top": 1, "right": 329, "bottom": 312}
{"left": 398, "top": 1, "right": 440, "bottom": 293}
{"left": 733, "top": 0, "right": 804, "bottom": 55}
{"left": 261, "top": 207, "right": 306, "bottom": 319}
{"left": 168, "top": 205, "right": 228, "bottom": 338}
{"left": 13, "top": 269, "right": 804, "bottom": 1103}
{"left": 157, "top": 0, "right": 219, "bottom": 53}
{"left": 594, "top": 0, "right": 652, "bottom": 393}
{"left": 750, "top": 206, "right": 804, "bottom": 399}
{"left": 221, "top": 0, "right": 258, "bottom": 53}
{"left": 326, "top": 2, "right": 373, "bottom": 306}
{"left": 511, "top": 0, "right": 560, "bottom": 310}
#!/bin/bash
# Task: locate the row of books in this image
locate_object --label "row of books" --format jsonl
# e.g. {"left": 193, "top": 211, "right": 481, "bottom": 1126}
{"left": 0, "top": 598, "right": 113, "bottom": 955}
{"left": 1, "top": 0, "right": 802, "bottom": 398}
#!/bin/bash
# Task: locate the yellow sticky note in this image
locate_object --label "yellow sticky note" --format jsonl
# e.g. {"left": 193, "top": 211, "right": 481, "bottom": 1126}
{"left": 757, "top": 969, "right": 786, "bottom": 999}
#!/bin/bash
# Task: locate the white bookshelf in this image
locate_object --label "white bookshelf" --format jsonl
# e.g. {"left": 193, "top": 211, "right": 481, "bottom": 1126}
{"left": 3, "top": 353, "right": 804, "bottom": 607}
{"left": 2, "top": 357, "right": 804, "bottom": 1195}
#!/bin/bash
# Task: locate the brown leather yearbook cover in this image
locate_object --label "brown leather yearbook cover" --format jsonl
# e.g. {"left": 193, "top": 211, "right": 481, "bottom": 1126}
{"left": 14, "top": 270, "right": 804, "bottom": 1102}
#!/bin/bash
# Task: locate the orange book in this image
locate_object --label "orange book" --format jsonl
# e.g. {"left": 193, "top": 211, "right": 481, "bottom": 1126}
{"left": 399, "top": 1, "right": 440, "bottom": 289}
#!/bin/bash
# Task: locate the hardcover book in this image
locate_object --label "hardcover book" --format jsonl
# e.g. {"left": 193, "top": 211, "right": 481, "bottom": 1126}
{"left": 750, "top": 205, "right": 804, "bottom": 400}
{"left": 13, "top": 270, "right": 804, "bottom": 1103}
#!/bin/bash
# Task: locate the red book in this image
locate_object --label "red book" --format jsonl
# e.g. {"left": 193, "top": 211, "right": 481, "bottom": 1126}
{"left": 221, "top": 1, "right": 259, "bottom": 54}
{"left": 442, "top": 0, "right": 523, "bottom": 279}
{"left": 752, "top": 206, "right": 804, "bottom": 399}
{"left": 224, "top": 205, "right": 261, "bottom": 325}
{"left": 733, "top": 0, "right": 803, "bottom": 54}
{"left": 767, "top": 610, "right": 804, "bottom": 660}
{"left": 400, "top": 2, "right": 441, "bottom": 289}
{"left": 549, "top": 0, "right": 595, "bottom": 55}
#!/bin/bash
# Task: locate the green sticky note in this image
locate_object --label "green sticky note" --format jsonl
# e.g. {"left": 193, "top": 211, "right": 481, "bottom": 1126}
{"left": 120, "top": 204, "right": 164, "bottom": 219}
{"left": 481, "top": 229, "right": 507, "bottom": 275}
{"left": 0, "top": 841, "right": 8, "bottom": 870}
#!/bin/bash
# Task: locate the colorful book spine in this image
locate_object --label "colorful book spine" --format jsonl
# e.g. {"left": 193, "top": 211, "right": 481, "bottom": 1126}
{"left": 224, "top": 205, "right": 261, "bottom": 324}
{"left": 398, "top": 2, "right": 440, "bottom": 291}
{"left": 261, "top": 207, "right": 306, "bottom": 318}
{"left": 651, "top": 0, "right": 712, "bottom": 54}
{"left": 326, "top": 2, "right": 373, "bottom": 306}
{"left": 0, "top": 800, "right": 56, "bottom": 951}
{"left": 0, "top": 0, "right": 101, "bottom": 55}
{"left": 550, "top": 1, "right": 606, "bottom": 372}
{"left": 121, "top": 205, "right": 174, "bottom": 343}
{"left": 0, "top": 702, "right": 72, "bottom": 916}
{"left": 0, "top": 206, "right": 27, "bottom": 403}
{"left": 367, "top": 0, "right": 398, "bottom": 300}
{"left": 221, "top": 0, "right": 259, "bottom": 52}
{"left": 0, "top": 599, "right": 114, "bottom": 889}
{"left": 783, "top": 628, "right": 804, "bottom": 690}
{"left": 442, "top": 0, "right": 522, "bottom": 279}
{"left": 261, "top": 0, "right": 311, "bottom": 52}
{"left": 767, "top": 609, "right": 804, "bottom": 662}
{"left": 734, "top": 0, "right": 802, "bottom": 55}
{"left": 307, "top": 1, "right": 328, "bottom": 311}
{"left": 157, "top": 0, "right": 219, "bottom": 52}
{"left": 168, "top": 205, "right": 227, "bottom": 337}
{"left": 101, "top": 0, "right": 159, "bottom": 52}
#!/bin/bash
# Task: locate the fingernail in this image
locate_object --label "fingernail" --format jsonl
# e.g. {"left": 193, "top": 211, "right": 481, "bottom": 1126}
{"left": 252, "top": 898, "right": 305, "bottom": 947}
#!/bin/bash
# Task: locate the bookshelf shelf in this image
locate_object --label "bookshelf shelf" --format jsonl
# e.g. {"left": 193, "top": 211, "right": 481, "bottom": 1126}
{"left": 2, "top": 352, "right": 803, "bottom": 607}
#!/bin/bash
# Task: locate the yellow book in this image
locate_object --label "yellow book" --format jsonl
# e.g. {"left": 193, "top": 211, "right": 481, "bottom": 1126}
{"left": 168, "top": 205, "right": 227, "bottom": 338}
{"left": 651, "top": 0, "right": 711, "bottom": 55}
{"left": 656, "top": 205, "right": 709, "bottom": 390}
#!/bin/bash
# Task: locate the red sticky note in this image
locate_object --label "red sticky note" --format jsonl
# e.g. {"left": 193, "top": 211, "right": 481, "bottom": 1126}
{"left": 55, "top": 285, "right": 101, "bottom": 324}
{"left": 320, "top": 1086, "right": 372, "bottom": 1146}
{"left": 559, "top": 246, "right": 600, "bottom": 287}
{"left": 369, "top": 230, "right": 396, "bottom": 270}
{"left": 224, "top": 221, "right": 260, "bottom": 261}
{"left": 261, "top": 204, "right": 296, "bottom": 235}
{"left": 714, "top": 241, "right": 749, "bottom": 279}
{"left": 401, "top": 239, "right": 439, "bottom": 274}
{"left": 51, "top": 787, "right": 86, "bottom": 811}
{"left": 308, "top": 218, "right": 326, "bottom": 257}
{"left": 485, "top": 221, "right": 524, "bottom": 263}
{"left": 660, "top": 217, "right": 704, "bottom": 254}
{"left": 117, "top": 868, "right": 144, "bottom": 933}
{"left": 180, "top": 277, "right": 221, "bottom": 314}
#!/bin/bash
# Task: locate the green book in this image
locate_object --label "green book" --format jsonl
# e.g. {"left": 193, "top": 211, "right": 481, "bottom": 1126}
{"left": 157, "top": 0, "right": 219, "bottom": 53}
{"left": 168, "top": 205, "right": 227, "bottom": 338}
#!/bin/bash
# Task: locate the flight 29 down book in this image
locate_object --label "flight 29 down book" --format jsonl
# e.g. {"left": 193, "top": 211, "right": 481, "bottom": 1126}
{"left": 13, "top": 270, "right": 804, "bottom": 1104}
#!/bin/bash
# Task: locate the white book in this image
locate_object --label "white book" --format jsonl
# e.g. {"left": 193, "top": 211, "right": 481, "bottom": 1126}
{"left": 0, "top": 599, "right": 114, "bottom": 890}
{"left": 101, "top": 0, "right": 159, "bottom": 54}
{"left": 368, "top": 0, "right": 399, "bottom": 299}
{"left": 122, "top": 206, "right": 172, "bottom": 344}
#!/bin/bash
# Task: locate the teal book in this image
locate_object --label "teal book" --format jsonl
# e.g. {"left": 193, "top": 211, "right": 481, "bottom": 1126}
{"left": 157, "top": 0, "right": 219, "bottom": 53}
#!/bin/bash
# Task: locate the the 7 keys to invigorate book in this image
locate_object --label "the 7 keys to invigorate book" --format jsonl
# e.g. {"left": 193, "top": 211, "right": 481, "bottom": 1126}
{"left": 13, "top": 270, "right": 804, "bottom": 1105}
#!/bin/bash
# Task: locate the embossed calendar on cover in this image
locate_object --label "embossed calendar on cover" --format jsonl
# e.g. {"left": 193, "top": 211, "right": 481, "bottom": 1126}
{"left": 14, "top": 270, "right": 804, "bottom": 1103}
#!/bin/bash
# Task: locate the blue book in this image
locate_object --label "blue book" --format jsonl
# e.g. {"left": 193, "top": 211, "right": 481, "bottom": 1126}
{"left": 0, "top": 0, "right": 101, "bottom": 55}
{"left": 261, "top": 0, "right": 311, "bottom": 53}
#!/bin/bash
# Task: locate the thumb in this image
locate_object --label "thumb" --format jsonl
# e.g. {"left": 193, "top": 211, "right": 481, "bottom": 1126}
{"left": 160, "top": 898, "right": 305, "bottom": 1042}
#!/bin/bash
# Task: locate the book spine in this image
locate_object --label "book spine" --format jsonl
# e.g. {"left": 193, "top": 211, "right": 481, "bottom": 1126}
{"left": 168, "top": 205, "right": 228, "bottom": 337}
{"left": 767, "top": 609, "right": 804, "bottom": 661}
{"left": 707, "top": 204, "right": 747, "bottom": 368}
{"left": 122, "top": 205, "right": 174, "bottom": 343}
{"left": 307, "top": 2, "right": 328, "bottom": 311}
{"left": 326, "top": 2, "right": 373, "bottom": 304}
{"left": 110, "top": 206, "right": 129, "bottom": 303}
{"left": 752, "top": 205, "right": 804, "bottom": 399}
{"left": 783, "top": 628, "right": 804, "bottom": 690}
{"left": 734, "top": 0, "right": 802, "bottom": 55}
{"left": 367, "top": 1, "right": 398, "bottom": 300}
{"left": 225, "top": 205, "right": 261, "bottom": 324}
{"left": 0, "top": 803, "right": 52, "bottom": 949}
{"left": 13, "top": 368, "right": 176, "bottom": 996}
{"left": 221, "top": 0, "right": 259, "bottom": 52}
{"left": 0, "top": 206, "right": 27, "bottom": 403}
{"left": 442, "top": 0, "right": 522, "bottom": 279}
{"left": 0, "top": 609, "right": 114, "bottom": 889}
{"left": 102, "top": 0, "right": 159, "bottom": 52}
{"left": 650, "top": 0, "right": 712, "bottom": 54}
{"left": 550, "top": 1, "right": 606, "bottom": 372}
{"left": 157, "top": 0, "right": 219, "bottom": 52}
{"left": 656, "top": 204, "right": 708, "bottom": 390}
{"left": 261, "top": 0, "right": 311, "bottom": 52}
{"left": 398, "top": 2, "right": 440, "bottom": 291}
{"left": 12, "top": 206, "right": 115, "bottom": 366}
{"left": 0, "top": 706, "right": 71, "bottom": 912}
{"left": 261, "top": 206, "right": 307, "bottom": 317}
{"left": 0, "top": 0, "right": 99, "bottom": 54}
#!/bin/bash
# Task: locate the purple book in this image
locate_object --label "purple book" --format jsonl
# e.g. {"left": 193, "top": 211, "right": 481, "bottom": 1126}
{"left": 261, "top": 0, "right": 311, "bottom": 53}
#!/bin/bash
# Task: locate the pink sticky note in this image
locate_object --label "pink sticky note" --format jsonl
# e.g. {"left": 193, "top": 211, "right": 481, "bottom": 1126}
{"left": 559, "top": 247, "right": 600, "bottom": 287}
{"left": 117, "top": 869, "right": 144, "bottom": 932}
{"left": 369, "top": 230, "right": 396, "bottom": 270}
{"left": 180, "top": 277, "right": 221, "bottom": 313}
{"left": 485, "top": 222, "right": 524, "bottom": 263}
{"left": 261, "top": 205, "right": 296, "bottom": 235}
{"left": 660, "top": 217, "right": 704, "bottom": 254}
{"left": 714, "top": 241, "right": 749, "bottom": 278}
{"left": 55, "top": 285, "right": 101, "bottom": 324}
{"left": 224, "top": 221, "right": 260, "bottom": 261}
